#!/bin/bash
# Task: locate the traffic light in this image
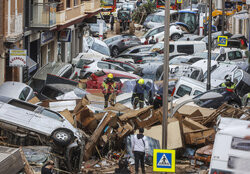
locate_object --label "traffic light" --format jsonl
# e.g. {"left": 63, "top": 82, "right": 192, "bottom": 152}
{"left": 23, "top": 66, "right": 29, "bottom": 83}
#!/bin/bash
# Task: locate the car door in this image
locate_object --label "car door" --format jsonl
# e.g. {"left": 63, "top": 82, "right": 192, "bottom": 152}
{"left": 30, "top": 108, "right": 65, "bottom": 135}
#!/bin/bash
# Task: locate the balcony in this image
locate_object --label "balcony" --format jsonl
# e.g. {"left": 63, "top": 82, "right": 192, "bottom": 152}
{"left": 83, "top": 0, "right": 101, "bottom": 13}
{"left": 56, "top": 3, "right": 85, "bottom": 26}
{"left": 30, "top": 2, "right": 57, "bottom": 29}
{"left": 4, "top": 14, "right": 23, "bottom": 42}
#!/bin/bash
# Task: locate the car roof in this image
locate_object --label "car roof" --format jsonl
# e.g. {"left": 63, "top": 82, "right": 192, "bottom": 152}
{"left": 33, "top": 62, "right": 71, "bottom": 80}
{"left": 0, "top": 82, "right": 31, "bottom": 99}
{"left": 178, "top": 76, "right": 207, "bottom": 88}
{"left": 46, "top": 84, "right": 81, "bottom": 93}
{"left": 103, "top": 69, "right": 140, "bottom": 78}
{"left": 154, "top": 10, "right": 177, "bottom": 16}
{"left": 204, "top": 48, "right": 242, "bottom": 53}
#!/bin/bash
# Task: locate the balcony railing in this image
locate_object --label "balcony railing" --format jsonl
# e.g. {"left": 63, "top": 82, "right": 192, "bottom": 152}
{"left": 4, "top": 14, "right": 23, "bottom": 42}
{"left": 56, "top": 3, "right": 85, "bottom": 25}
{"left": 30, "top": 2, "right": 57, "bottom": 29}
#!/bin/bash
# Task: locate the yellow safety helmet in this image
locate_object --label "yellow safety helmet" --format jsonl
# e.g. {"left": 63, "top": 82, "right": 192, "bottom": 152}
{"left": 107, "top": 73, "right": 113, "bottom": 79}
{"left": 138, "top": 78, "right": 144, "bottom": 85}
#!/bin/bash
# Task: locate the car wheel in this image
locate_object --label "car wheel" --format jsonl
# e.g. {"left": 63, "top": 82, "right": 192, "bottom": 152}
{"left": 228, "top": 101, "right": 240, "bottom": 108}
{"left": 112, "top": 47, "right": 119, "bottom": 57}
{"left": 51, "top": 128, "right": 73, "bottom": 147}
{"left": 171, "top": 33, "right": 181, "bottom": 41}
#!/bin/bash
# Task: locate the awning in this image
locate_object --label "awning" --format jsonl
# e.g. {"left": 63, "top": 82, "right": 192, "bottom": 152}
{"left": 26, "top": 56, "right": 37, "bottom": 73}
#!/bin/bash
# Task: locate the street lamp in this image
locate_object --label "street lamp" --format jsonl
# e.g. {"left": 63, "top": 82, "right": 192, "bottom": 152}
{"left": 170, "top": 92, "right": 223, "bottom": 118}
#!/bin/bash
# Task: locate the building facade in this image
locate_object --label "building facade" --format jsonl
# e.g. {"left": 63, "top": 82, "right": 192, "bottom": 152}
{"left": 0, "top": 0, "right": 101, "bottom": 85}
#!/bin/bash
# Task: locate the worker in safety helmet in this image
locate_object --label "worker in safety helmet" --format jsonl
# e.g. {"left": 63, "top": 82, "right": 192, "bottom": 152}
{"left": 220, "top": 75, "right": 236, "bottom": 92}
{"left": 132, "top": 78, "right": 148, "bottom": 109}
{"left": 102, "top": 73, "right": 117, "bottom": 108}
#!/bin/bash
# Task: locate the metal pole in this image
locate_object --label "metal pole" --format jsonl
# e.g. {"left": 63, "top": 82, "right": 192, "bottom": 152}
{"left": 190, "top": 0, "right": 192, "bottom": 11}
{"left": 207, "top": 0, "right": 212, "bottom": 90}
{"left": 162, "top": 0, "right": 170, "bottom": 150}
{"left": 222, "top": 0, "right": 225, "bottom": 35}
{"left": 204, "top": 2, "right": 208, "bottom": 36}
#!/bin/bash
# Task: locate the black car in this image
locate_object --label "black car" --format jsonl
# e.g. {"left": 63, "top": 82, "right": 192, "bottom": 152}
{"left": 104, "top": 35, "right": 141, "bottom": 57}
{"left": 194, "top": 88, "right": 242, "bottom": 109}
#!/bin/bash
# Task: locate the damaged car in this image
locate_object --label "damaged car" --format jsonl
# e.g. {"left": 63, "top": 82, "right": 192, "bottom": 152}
{"left": 0, "top": 95, "right": 85, "bottom": 172}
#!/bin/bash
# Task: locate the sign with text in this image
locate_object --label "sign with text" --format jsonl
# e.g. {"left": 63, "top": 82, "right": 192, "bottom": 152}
{"left": 177, "top": 0, "right": 182, "bottom": 3}
{"left": 58, "top": 29, "right": 72, "bottom": 42}
{"left": 218, "top": 36, "right": 228, "bottom": 47}
{"left": 9, "top": 49, "right": 27, "bottom": 67}
{"left": 153, "top": 149, "right": 176, "bottom": 172}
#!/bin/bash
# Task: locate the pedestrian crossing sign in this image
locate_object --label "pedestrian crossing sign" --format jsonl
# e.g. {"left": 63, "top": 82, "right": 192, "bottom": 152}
{"left": 153, "top": 149, "right": 176, "bottom": 172}
{"left": 218, "top": 36, "right": 228, "bottom": 46}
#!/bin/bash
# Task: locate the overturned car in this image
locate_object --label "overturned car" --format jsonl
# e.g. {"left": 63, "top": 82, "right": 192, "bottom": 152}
{"left": 0, "top": 95, "right": 85, "bottom": 172}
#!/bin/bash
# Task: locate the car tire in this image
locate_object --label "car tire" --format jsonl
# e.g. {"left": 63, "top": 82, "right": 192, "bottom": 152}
{"left": 171, "top": 33, "right": 181, "bottom": 41}
{"left": 112, "top": 47, "right": 119, "bottom": 57}
{"left": 51, "top": 128, "right": 73, "bottom": 147}
{"left": 228, "top": 101, "right": 240, "bottom": 108}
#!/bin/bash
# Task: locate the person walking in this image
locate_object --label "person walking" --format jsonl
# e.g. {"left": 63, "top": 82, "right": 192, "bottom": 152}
{"left": 41, "top": 160, "right": 54, "bottom": 174}
{"left": 131, "top": 78, "right": 148, "bottom": 109}
{"left": 149, "top": 36, "right": 156, "bottom": 44}
{"left": 102, "top": 73, "right": 117, "bottom": 108}
{"left": 110, "top": 13, "right": 115, "bottom": 31}
{"left": 131, "top": 128, "right": 149, "bottom": 174}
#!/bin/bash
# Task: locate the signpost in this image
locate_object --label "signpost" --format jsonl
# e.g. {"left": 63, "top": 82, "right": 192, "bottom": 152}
{"left": 9, "top": 49, "right": 27, "bottom": 67}
{"left": 217, "top": 36, "right": 228, "bottom": 46}
{"left": 153, "top": 149, "right": 176, "bottom": 172}
{"left": 176, "top": 0, "right": 182, "bottom": 3}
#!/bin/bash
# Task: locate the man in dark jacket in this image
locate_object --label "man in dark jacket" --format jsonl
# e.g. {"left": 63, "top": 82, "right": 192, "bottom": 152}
{"left": 102, "top": 73, "right": 117, "bottom": 108}
{"left": 110, "top": 13, "right": 115, "bottom": 31}
{"left": 132, "top": 79, "right": 148, "bottom": 109}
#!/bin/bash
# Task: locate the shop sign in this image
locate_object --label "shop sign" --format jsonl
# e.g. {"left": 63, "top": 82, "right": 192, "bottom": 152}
{"left": 41, "top": 31, "right": 54, "bottom": 45}
{"left": 58, "top": 29, "right": 72, "bottom": 42}
{"left": 9, "top": 49, "right": 27, "bottom": 67}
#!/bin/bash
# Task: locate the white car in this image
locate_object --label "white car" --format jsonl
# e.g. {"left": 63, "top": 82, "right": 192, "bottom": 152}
{"left": 74, "top": 58, "right": 126, "bottom": 79}
{"left": 0, "top": 82, "right": 34, "bottom": 101}
{"left": 144, "top": 10, "right": 178, "bottom": 29}
{"left": 141, "top": 25, "right": 184, "bottom": 43}
{"left": 83, "top": 36, "right": 111, "bottom": 57}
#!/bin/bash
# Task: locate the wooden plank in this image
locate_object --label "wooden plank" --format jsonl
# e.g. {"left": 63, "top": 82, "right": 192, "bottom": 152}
{"left": 182, "top": 117, "right": 208, "bottom": 130}
{"left": 184, "top": 129, "right": 215, "bottom": 145}
{"left": 20, "top": 148, "right": 34, "bottom": 174}
{"left": 84, "top": 112, "right": 116, "bottom": 160}
{"left": 60, "top": 109, "right": 74, "bottom": 126}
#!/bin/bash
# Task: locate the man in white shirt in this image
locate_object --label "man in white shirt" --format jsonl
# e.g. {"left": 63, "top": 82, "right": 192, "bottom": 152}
{"left": 131, "top": 128, "right": 149, "bottom": 174}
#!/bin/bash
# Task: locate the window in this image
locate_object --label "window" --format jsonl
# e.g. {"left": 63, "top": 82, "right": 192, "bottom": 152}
{"left": 188, "top": 58, "right": 202, "bottom": 64}
{"left": 176, "top": 85, "right": 192, "bottom": 97}
{"left": 8, "top": 100, "right": 37, "bottom": 112}
{"left": 41, "top": 86, "right": 64, "bottom": 99}
{"left": 231, "top": 137, "right": 250, "bottom": 151}
{"left": 123, "top": 64, "right": 135, "bottom": 71}
{"left": 177, "top": 45, "right": 194, "bottom": 54}
{"left": 131, "top": 49, "right": 139, "bottom": 53}
{"left": 194, "top": 90, "right": 202, "bottom": 95}
{"left": 19, "top": 87, "right": 31, "bottom": 101}
{"left": 235, "top": 51, "right": 242, "bottom": 59}
{"left": 62, "top": 67, "right": 73, "bottom": 78}
{"left": 66, "top": 0, "right": 71, "bottom": 8}
{"left": 147, "top": 29, "right": 159, "bottom": 38}
{"left": 74, "top": 0, "right": 79, "bottom": 6}
{"left": 217, "top": 54, "right": 226, "bottom": 61}
{"left": 41, "top": 109, "right": 63, "bottom": 121}
{"left": 76, "top": 59, "right": 94, "bottom": 68}
{"left": 158, "top": 26, "right": 165, "bottom": 32}
{"left": 97, "top": 62, "right": 109, "bottom": 69}
{"left": 190, "top": 70, "right": 200, "bottom": 79}
{"left": 228, "top": 52, "right": 236, "bottom": 60}
{"left": 169, "top": 45, "right": 174, "bottom": 53}
{"left": 110, "top": 64, "right": 124, "bottom": 71}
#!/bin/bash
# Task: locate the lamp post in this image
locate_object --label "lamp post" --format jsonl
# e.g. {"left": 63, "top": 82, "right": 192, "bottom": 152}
{"left": 162, "top": 0, "right": 170, "bottom": 150}
{"left": 207, "top": 0, "right": 212, "bottom": 90}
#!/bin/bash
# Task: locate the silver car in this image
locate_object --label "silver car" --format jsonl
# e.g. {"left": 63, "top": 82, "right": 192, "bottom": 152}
{"left": 0, "top": 81, "right": 34, "bottom": 101}
{"left": 0, "top": 95, "right": 84, "bottom": 172}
